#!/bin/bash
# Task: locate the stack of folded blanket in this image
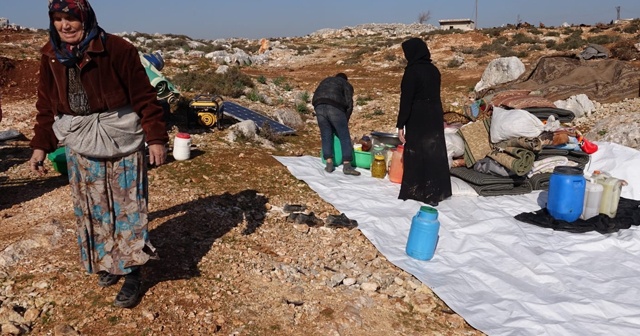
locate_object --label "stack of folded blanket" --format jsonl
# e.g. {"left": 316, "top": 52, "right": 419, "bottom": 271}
{"left": 450, "top": 167, "right": 533, "bottom": 196}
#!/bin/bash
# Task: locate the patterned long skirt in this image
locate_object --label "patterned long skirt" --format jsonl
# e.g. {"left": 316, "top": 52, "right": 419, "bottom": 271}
{"left": 65, "top": 147, "right": 156, "bottom": 275}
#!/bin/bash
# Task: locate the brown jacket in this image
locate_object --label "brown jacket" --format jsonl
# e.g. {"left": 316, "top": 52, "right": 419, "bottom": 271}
{"left": 30, "top": 33, "right": 168, "bottom": 153}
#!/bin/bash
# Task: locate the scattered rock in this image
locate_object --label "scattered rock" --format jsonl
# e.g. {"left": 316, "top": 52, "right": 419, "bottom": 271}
{"left": 53, "top": 324, "right": 80, "bottom": 336}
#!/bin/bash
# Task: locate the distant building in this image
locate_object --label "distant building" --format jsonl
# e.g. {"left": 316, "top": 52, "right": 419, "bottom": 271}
{"left": 438, "top": 18, "right": 475, "bottom": 31}
{"left": 0, "top": 18, "right": 9, "bottom": 29}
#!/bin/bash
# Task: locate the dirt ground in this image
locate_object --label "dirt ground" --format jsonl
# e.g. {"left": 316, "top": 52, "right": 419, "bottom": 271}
{"left": 0, "top": 28, "right": 489, "bottom": 336}
{"left": 0, "top": 25, "right": 637, "bottom": 335}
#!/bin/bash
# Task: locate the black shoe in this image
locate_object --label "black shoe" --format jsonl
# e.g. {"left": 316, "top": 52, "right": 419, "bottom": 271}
{"left": 325, "top": 161, "right": 335, "bottom": 173}
{"left": 114, "top": 269, "right": 142, "bottom": 308}
{"left": 283, "top": 204, "right": 307, "bottom": 213}
{"left": 325, "top": 213, "right": 358, "bottom": 229}
{"left": 97, "top": 271, "right": 122, "bottom": 287}
{"left": 343, "top": 163, "right": 360, "bottom": 176}
{"left": 286, "top": 212, "right": 323, "bottom": 226}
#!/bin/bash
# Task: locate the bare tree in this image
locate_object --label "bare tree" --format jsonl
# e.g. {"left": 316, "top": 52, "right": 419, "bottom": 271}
{"left": 418, "top": 11, "right": 431, "bottom": 24}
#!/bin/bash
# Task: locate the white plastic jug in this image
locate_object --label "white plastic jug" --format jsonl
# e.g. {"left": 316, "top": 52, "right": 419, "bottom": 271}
{"left": 580, "top": 181, "right": 603, "bottom": 220}
{"left": 592, "top": 171, "right": 626, "bottom": 218}
{"left": 173, "top": 132, "right": 191, "bottom": 161}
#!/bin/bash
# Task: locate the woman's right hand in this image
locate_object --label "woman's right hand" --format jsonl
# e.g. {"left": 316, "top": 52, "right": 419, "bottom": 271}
{"left": 29, "top": 149, "right": 48, "bottom": 175}
{"left": 398, "top": 128, "right": 406, "bottom": 144}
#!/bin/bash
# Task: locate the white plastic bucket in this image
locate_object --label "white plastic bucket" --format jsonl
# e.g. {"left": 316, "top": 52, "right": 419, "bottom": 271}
{"left": 173, "top": 133, "right": 191, "bottom": 161}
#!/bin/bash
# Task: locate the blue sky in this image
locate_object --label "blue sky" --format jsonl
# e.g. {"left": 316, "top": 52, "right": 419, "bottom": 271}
{"left": 2, "top": 0, "right": 639, "bottom": 40}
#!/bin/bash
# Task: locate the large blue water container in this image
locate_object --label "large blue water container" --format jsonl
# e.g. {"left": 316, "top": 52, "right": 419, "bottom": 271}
{"left": 547, "top": 166, "right": 586, "bottom": 222}
{"left": 406, "top": 206, "right": 440, "bottom": 261}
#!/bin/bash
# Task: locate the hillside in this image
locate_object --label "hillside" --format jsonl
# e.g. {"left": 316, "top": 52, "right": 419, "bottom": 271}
{"left": 1, "top": 21, "right": 639, "bottom": 335}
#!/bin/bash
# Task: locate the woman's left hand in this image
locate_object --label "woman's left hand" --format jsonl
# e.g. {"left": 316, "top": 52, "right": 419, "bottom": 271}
{"left": 148, "top": 144, "right": 167, "bottom": 166}
{"left": 398, "top": 128, "right": 406, "bottom": 144}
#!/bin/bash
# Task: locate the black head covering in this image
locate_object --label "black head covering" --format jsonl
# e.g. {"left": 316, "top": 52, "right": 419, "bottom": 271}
{"left": 401, "top": 38, "right": 431, "bottom": 67}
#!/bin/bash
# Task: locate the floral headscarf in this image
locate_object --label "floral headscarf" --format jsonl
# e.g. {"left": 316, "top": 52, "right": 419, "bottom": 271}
{"left": 48, "top": 0, "right": 104, "bottom": 67}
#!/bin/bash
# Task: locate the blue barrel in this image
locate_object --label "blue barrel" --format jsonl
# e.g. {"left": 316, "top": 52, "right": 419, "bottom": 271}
{"left": 406, "top": 206, "right": 440, "bottom": 261}
{"left": 547, "top": 166, "right": 586, "bottom": 222}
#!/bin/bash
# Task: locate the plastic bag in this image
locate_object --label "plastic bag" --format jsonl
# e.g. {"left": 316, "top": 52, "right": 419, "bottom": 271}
{"left": 490, "top": 106, "right": 544, "bottom": 143}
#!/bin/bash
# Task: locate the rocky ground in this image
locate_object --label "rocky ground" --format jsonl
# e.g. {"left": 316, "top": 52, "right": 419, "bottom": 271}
{"left": 1, "top": 23, "right": 639, "bottom": 336}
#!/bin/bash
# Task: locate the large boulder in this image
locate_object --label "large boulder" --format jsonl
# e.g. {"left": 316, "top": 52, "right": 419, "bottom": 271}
{"left": 474, "top": 56, "right": 525, "bottom": 93}
{"left": 275, "top": 109, "right": 304, "bottom": 130}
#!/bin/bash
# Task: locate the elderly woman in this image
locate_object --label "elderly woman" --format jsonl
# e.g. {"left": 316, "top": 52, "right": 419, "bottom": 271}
{"left": 29, "top": 0, "right": 168, "bottom": 308}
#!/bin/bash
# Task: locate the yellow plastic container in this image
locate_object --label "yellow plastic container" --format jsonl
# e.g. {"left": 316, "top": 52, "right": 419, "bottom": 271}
{"left": 592, "top": 171, "right": 625, "bottom": 218}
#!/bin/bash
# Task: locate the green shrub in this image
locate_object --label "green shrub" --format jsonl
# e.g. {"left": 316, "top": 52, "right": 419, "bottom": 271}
{"left": 459, "top": 46, "right": 476, "bottom": 54}
{"left": 246, "top": 90, "right": 263, "bottom": 102}
{"left": 427, "top": 28, "right": 465, "bottom": 36}
{"left": 145, "top": 39, "right": 192, "bottom": 53}
{"left": 544, "top": 31, "right": 560, "bottom": 37}
{"left": 480, "top": 27, "right": 507, "bottom": 37}
{"left": 356, "top": 95, "right": 373, "bottom": 106}
{"left": 295, "top": 102, "right": 310, "bottom": 114}
{"left": 259, "top": 122, "right": 285, "bottom": 145}
{"left": 298, "top": 91, "right": 310, "bottom": 103}
{"left": 586, "top": 34, "right": 619, "bottom": 45}
{"left": 474, "top": 38, "right": 510, "bottom": 57}
{"left": 344, "top": 45, "right": 378, "bottom": 64}
{"left": 290, "top": 43, "right": 317, "bottom": 55}
{"left": 553, "top": 31, "right": 586, "bottom": 50}
{"left": 383, "top": 52, "right": 397, "bottom": 62}
{"left": 508, "top": 33, "right": 540, "bottom": 45}
{"left": 527, "top": 27, "right": 543, "bottom": 35}
{"left": 622, "top": 25, "right": 639, "bottom": 34}
{"left": 610, "top": 38, "right": 640, "bottom": 60}
{"left": 172, "top": 66, "right": 254, "bottom": 98}
{"left": 229, "top": 40, "right": 260, "bottom": 54}
{"left": 494, "top": 36, "right": 509, "bottom": 44}
{"left": 447, "top": 58, "right": 463, "bottom": 68}
{"left": 273, "top": 76, "right": 285, "bottom": 87}
{"left": 257, "top": 75, "right": 267, "bottom": 84}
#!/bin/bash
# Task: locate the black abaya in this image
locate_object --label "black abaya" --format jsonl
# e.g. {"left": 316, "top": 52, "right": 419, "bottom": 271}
{"left": 396, "top": 38, "right": 452, "bottom": 205}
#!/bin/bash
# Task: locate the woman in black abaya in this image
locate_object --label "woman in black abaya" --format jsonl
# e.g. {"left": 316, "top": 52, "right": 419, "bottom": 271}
{"left": 396, "top": 37, "right": 451, "bottom": 206}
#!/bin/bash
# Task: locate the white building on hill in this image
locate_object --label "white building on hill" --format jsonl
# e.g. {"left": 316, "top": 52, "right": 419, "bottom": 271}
{"left": 438, "top": 18, "right": 475, "bottom": 31}
{"left": 0, "top": 18, "right": 9, "bottom": 29}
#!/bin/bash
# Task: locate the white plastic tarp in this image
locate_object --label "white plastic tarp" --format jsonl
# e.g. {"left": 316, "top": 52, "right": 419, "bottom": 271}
{"left": 274, "top": 142, "right": 640, "bottom": 336}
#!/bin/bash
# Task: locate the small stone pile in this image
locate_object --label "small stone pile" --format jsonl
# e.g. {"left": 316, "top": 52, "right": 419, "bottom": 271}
{"left": 575, "top": 97, "right": 640, "bottom": 150}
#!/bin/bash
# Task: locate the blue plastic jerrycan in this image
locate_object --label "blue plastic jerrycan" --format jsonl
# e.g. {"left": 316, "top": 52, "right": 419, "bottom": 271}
{"left": 547, "top": 166, "right": 586, "bottom": 222}
{"left": 406, "top": 206, "right": 440, "bottom": 261}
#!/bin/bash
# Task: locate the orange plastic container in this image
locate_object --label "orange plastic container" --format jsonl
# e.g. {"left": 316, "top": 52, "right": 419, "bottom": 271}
{"left": 388, "top": 144, "right": 404, "bottom": 184}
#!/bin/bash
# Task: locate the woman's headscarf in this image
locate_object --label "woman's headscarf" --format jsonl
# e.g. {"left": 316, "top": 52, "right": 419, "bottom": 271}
{"left": 48, "top": 0, "right": 104, "bottom": 67}
{"left": 401, "top": 38, "right": 431, "bottom": 68}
